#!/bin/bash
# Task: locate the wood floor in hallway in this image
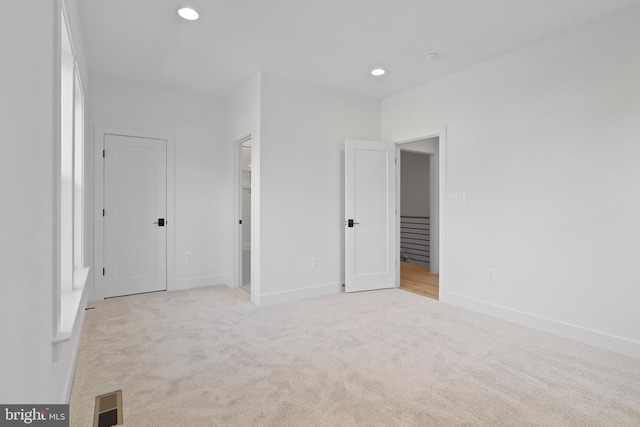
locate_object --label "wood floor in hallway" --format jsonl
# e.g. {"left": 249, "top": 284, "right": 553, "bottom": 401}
{"left": 400, "top": 261, "right": 439, "bottom": 300}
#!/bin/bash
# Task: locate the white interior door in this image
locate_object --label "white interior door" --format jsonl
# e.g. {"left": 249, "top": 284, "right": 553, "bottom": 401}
{"left": 345, "top": 139, "right": 397, "bottom": 292}
{"left": 104, "top": 134, "right": 167, "bottom": 297}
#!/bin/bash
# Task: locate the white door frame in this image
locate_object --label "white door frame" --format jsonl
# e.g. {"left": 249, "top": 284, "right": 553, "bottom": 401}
{"left": 234, "top": 135, "right": 251, "bottom": 291}
{"left": 233, "top": 131, "right": 261, "bottom": 305}
{"left": 395, "top": 127, "right": 447, "bottom": 301}
{"left": 93, "top": 126, "right": 175, "bottom": 300}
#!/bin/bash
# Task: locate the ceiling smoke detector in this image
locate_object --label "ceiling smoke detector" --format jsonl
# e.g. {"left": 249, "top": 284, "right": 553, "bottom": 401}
{"left": 424, "top": 52, "right": 439, "bottom": 61}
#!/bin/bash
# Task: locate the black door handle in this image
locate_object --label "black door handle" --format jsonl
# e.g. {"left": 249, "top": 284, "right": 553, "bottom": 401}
{"left": 346, "top": 219, "right": 360, "bottom": 227}
{"left": 153, "top": 218, "right": 165, "bottom": 227}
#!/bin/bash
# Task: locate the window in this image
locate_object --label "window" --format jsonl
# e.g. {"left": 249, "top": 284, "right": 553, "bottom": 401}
{"left": 60, "top": 8, "right": 74, "bottom": 295}
{"left": 56, "top": 7, "right": 87, "bottom": 340}
{"left": 73, "top": 68, "right": 85, "bottom": 278}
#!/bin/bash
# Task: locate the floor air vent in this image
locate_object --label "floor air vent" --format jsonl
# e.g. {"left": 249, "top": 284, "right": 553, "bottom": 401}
{"left": 93, "top": 390, "right": 123, "bottom": 427}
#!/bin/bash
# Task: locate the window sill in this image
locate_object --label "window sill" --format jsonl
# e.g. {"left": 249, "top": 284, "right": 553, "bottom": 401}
{"left": 54, "top": 267, "right": 89, "bottom": 344}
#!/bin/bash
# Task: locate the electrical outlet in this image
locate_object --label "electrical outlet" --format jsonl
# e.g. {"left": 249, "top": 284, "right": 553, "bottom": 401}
{"left": 487, "top": 268, "right": 496, "bottom": 280}
{"left": 311, "top": 258, "right": 318, "bottom": 269}
{"left": 185, "top": 251, "right": 193, "bottom": 262}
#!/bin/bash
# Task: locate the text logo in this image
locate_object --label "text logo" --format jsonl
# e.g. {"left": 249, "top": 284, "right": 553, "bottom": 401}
{"left": 1, "top": 405, "right": 68, "bottom": 427}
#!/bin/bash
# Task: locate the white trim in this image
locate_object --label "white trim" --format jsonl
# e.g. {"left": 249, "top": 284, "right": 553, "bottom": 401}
{"left": 53, "top": 0, "right": 63, "bottom": 343}
{"left": 171, "top": 275, "right": 230, "bottom": 292}
{"left": 445, "top": 293, "right": 640, "bottom": 359}
{"left": 53, "top": 273, "right": 88, "bottom": 343}
{"left": 53, "top": 267, "right": 89, "bottom": 341}
{"left": 167, "top": 135, "right": 176, "bottom": 294}
{"left": 395, "top": 126, "right": 448, "bottom": 301}
{"left": 232, "top": 130, "right": 260, "bottom": 306}
{"left": 55, "top": 0, "right": 87, "bottom": 341}
{"left": 235, "top": 135, "right": 252, "bottom": 146}
{"left": 254, "top": 282, "right": 343, "bottom": 307}
{"left": 93, "top": 126, "right": 104, "bottom": 300}
{"left": 60, "top": 0, "right": 77, "bottom": 60}
{"left": 93, "top": 126, "right": 175, "bottom": 300}
{"left": 249, "top": 128, "right": 261, "bottom": 306}
{"left": 73, "top": 63, "right": 86, "bottom": 272}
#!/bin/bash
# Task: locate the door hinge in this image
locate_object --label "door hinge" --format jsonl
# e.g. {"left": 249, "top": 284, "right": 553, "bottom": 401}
{"left": 103, "top": 149, "right": 105, "bottom": 158}
{"left": 239, "top": 220, "right": 242, "bottom": 225}
{"left": 102, "top": 208, "right": 105, "bottom": 217}
{"left": 102, "top": 268, "right": 105, "bottom": 276}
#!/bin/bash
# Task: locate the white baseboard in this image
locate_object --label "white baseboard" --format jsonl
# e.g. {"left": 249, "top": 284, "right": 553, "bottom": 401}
{"left": 445, "top": 292, "right": 640, "bottom": 359}
{"left": 255, "top": 282, "right": 343, "bottom": 307}
{"left": 170, "top": 275, "right": 229, "bottom": 292}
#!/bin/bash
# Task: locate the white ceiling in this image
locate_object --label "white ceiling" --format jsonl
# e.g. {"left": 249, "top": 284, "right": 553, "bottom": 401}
{"left": 78, "top": 0, "right": 640, "bottom": 100}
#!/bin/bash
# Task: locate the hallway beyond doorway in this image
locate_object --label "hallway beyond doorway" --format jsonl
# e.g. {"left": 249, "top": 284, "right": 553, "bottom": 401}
{"left": 400, "top": 261, "right": 439, "bottom": 300}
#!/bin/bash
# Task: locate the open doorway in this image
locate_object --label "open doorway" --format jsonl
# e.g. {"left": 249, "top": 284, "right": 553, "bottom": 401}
{"left": 237, "top": 137, "right": 252, "bottom": 293}
{"left": 398, "top": 137, "right": 440, "bottom": 300}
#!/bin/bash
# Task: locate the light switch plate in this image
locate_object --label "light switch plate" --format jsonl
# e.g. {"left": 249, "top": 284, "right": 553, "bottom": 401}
{"left": 448, "top": 193, "right": 466, "bottom": 204}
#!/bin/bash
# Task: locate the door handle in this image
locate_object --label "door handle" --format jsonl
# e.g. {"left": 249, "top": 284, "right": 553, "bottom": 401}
{"left": 153, "top": 218, "right": 165, "bottom": 227}
{"left": 346, "top": 219, "right": 360, "bottom": 227}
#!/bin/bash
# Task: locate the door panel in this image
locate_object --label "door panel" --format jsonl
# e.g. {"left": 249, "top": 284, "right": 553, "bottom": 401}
{"left": 104, "top": 134, "right": 167, "bottom": 297}
{"left": 345, "top": 140, "right": 396, "bottom": 292}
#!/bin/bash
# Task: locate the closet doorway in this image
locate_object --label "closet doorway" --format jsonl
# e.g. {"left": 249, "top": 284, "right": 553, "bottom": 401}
{"left": 237, "top": 137, "right": 252, "bottom": 293}
{"left": 398, "top": 137, "right": 440, "bottom": 300}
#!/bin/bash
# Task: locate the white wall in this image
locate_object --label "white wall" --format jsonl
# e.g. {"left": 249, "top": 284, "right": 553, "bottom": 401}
{"left": 400, "top": 151, "right": 430, "bottom": 268}
{"left": 382, "top": 8, "right": 640, "bottom": 357}
{"left": 90, "top": 77, "right": 232, "bottom": 291}
{"left": 0, "top": 0, "right": 88, "bottom": 403}
{"left": 258, "top": 73, "right": 381, "bottom": 304}
{"left": 401, "top": 151, "right": 430, "bottom": 216}
{"left": 226, "top": 73, "right": 261, "bottom": 144}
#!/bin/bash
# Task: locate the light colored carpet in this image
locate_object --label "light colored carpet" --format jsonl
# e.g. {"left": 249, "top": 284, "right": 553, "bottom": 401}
{"left": 70, "top": 286, "right": 640, "bottom": 426}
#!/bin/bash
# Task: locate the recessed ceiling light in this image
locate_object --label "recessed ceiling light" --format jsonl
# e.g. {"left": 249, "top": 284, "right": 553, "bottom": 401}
{"left": 371, "top": 68, "right": 386, "bottom": 76}
{"left": 178, "top": 7, "right": 199, "bottom": 21}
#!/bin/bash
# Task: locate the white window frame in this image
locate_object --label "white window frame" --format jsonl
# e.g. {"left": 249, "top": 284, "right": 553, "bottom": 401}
{"left": 55, "top": 4, "right": 89, "bottom": 343}
{"left": 73, "top": 65, "right": 86, "bottom": 278}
